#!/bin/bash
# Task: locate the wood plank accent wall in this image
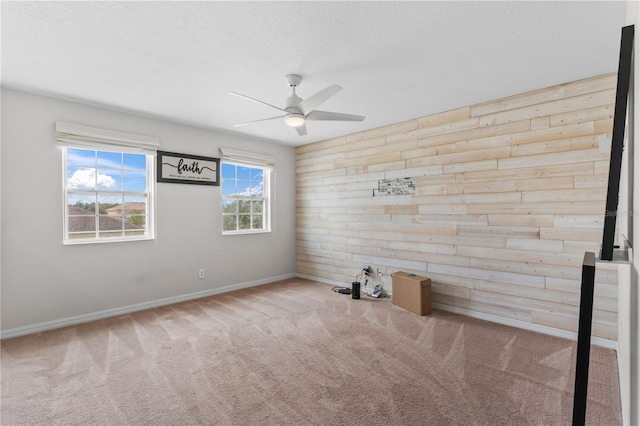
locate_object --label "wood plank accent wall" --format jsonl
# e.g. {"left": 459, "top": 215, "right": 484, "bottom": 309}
{"left": 296, "top": 73, "right": 618, "bottom": 340}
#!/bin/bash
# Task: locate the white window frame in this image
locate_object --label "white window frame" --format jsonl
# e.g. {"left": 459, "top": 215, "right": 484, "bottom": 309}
{"left": 220, "top": 147, "right": 275, "bottom": 235}
{"left": 56, "top": 122, "right": 158, "bottom": 245}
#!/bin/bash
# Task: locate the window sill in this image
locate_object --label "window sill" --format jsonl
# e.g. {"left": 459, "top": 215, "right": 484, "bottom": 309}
{"left": 63, "top": 236, "right": 155, "bottom": 245}
{"left": 222, "top": 229, "right": 271, "bottom": 236}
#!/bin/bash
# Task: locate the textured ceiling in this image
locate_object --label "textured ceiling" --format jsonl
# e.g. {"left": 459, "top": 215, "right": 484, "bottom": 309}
{"left": 1, "top": 1, "right": 628, "bottom": 147}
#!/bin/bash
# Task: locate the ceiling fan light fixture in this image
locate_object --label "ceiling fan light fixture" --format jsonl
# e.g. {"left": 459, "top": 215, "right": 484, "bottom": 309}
{"left": 285, "top": 113, "right": 305, "bottom": 127}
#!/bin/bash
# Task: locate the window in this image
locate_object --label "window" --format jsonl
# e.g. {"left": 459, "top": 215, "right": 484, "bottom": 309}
{"left": 221, "top": 163, "right": 269, "bottom": 233}
{"left": 56, "top": 122, "right": 158, "bottom": 244}
{"left": 219, "top": 148, "right": 274, "bottom": 234}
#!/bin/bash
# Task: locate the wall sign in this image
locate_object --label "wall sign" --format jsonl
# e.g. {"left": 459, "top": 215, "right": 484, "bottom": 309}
{"left": 157, "top": 151, "right": 220, "bottom": 186}
{"left": 373, "top": 177, "right": 416, "bottom": 196}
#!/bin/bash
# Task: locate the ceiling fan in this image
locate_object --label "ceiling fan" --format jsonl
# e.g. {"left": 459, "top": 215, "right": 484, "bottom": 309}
{"left": 230, "top": 74, "right": 365, "bottom": 136}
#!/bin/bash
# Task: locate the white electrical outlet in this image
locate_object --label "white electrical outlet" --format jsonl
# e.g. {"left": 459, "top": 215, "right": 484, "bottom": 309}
{"left": 198, "top": 268, "right": 205, "bottom": 279}
{"left": 377, "top": 268, "right": 383, "bottom": 277}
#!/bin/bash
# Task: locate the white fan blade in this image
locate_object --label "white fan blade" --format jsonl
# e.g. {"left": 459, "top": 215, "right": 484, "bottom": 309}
{"left": 306, "top": 110, "right": 365, "bottom": 122}
{"left": 233, "top": 115, "right": 286, "bottom": 127}
{"left": 229, "top": 92, "right": 286, "bottom": 113}
{"left": 296, "top": 84, "right": 342, "bottom": 115}
{"left": 295, "top": 123, "right": 307, "bottom": 136}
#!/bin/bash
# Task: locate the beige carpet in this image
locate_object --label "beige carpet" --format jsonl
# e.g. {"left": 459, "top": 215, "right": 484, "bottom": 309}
{"left": 1, "top": 278, "right": 621, "bottom": 425}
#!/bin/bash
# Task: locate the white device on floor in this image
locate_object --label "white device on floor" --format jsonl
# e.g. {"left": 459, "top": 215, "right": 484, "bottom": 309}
{"left": 357, "top": 267, "right": 383, "bottom": 298}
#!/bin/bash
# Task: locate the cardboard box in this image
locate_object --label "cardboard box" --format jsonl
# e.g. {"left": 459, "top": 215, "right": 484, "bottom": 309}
{"left": 391, "top": 271, "right": 432, "bottom": 315}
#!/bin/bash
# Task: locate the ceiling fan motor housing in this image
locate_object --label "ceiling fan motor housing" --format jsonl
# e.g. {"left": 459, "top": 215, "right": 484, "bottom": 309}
{"left": 285, "top": 96, "right": 303, "bottom": 110}
{"left": 285, "top": 74, "right": 304, "bottom": 111}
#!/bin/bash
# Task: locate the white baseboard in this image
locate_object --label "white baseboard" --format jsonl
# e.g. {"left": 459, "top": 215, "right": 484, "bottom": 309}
{"left": 297, "top": 273, "right": 618, "bottom": 350}
{"left": 431, "top": 303, "right": 618, "bottom": 350}
{"left": 0, "top": 273, "right": 296, "bottom": 340}
{"left": 296, "top": 273, "right": 347, "bottom": 288}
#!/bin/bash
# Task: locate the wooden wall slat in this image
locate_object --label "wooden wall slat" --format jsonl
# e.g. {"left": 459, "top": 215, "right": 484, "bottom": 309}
{"left": 469, "top": 73, "right": 616, "bottom": 117}
{"left": 295, "top": 73, "right": 619, "bottom": 341}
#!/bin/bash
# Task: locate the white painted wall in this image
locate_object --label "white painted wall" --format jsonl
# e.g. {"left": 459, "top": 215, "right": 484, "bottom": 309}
{"left": 0, "top": 88, "right": 297, "bottom": 336}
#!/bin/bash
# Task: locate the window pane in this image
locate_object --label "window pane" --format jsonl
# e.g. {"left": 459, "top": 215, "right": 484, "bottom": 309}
{"left": 99, "top": 194, "right": 124, "bottom": 215}
{"left": 124, "top": 195, "right": 146, "bottom": 211}
{"left": 237, "top": 180, "right": 252, "bottom": 195}
{"left": 123, "top": 196, "right": 147, "bottom": 228}
{"left": 251, "top": 168, "right": 261, "bottom": 180}
{"left": 238, "top": 214, "right": 251, "bottom": 230}
{"left": 238, "top": 200, "right": 251, "bottom": 213}
{"left": 125, "top": 229, "right": 145, "bottom": 237}
{"left": 222, "top": 163, "right": 236, "bottom": 179}
{"left": 237, "top": 166, "right": 251, "bottom": 179}
{"left": 67, "top": 167, "right": 97, "bottom": 189}
{"left": 97, "top": 151, "right": 122, "bottom": 168}
{"left": 223, "top": 214, "right": 237, "bottom": 231}
{"left": 103, "top": 204, "right": 121, "bottom": 216}
{"left": 252, "top": 181, "right": 264, "bottom": 196}
{"left": 67, "top": 148, "right": 95, "bottom": 167}
{"left": 68, "top": 214, "right": 96, "bottom": 233}
{"left": 222, "top": 199, "right": 237, "bottom": 213}
{"left": 68, "top": 231, "right": 96, "bottom": 240}
{"left": 123, "top": 170, "right": 146, "bottom": 192}
{"left": 68, "top": 193, "right": 96, "bottom": 213}
{"left": 123, "top": 153, "right": 146, "bottom": 171}
{"left": 100, "top": 230, "right": 124, "bottom": 238}
{"left": 221, "top": 179, "right": 236, "bottom": 196}
{"left": 126, "top": 215, "right": 146, "bottom": 228}
{"left": 97, "top": 169, "right": 121, "bottom": 190}
{"left": 252, "top": 214, "right": 263, "bottom": 229}
{"left": 99, "top": 215, "right": 124, "bottom": 233}
{"left": 251, "top": 200, "right": 263, "bottom": 213}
